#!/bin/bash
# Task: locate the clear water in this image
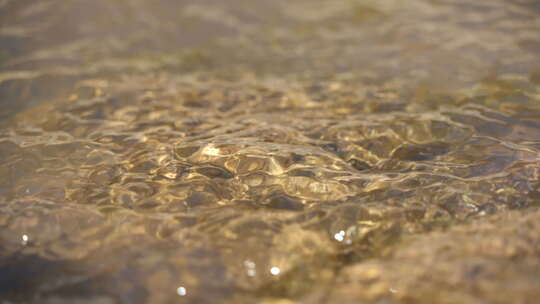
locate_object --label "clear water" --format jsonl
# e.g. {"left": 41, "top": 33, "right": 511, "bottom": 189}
{"left": 1, "top": 1, "right": 540, "bottom": 303}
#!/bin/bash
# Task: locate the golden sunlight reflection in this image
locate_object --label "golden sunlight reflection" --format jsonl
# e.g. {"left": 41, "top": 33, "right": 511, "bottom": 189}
{"left": 201, "top": 144, "right": 221, "bottom": 156}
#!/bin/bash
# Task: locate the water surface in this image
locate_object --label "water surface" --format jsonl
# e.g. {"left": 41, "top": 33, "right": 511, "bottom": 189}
{"left": 1, "top": 1, "right": 540, "bottom": 303}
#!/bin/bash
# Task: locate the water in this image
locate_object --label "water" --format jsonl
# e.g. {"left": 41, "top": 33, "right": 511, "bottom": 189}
{"left": 1, "top": 1, "right": 540, "bottom": 303}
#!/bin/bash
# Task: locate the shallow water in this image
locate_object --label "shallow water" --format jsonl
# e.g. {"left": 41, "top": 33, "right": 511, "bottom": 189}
{"left": 1, "top": 1, "right": 540, "bottom": 303}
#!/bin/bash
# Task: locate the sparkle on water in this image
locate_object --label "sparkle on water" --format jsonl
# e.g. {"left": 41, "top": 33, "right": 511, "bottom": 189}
{"left": 177, "top": 286, "right": 187, "bottom": 297}
{"left": 270, "top": 267, "right": 281, "bottom": 276}
{"left": 334, "top": 230, "right": 345, "bottom": 242}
